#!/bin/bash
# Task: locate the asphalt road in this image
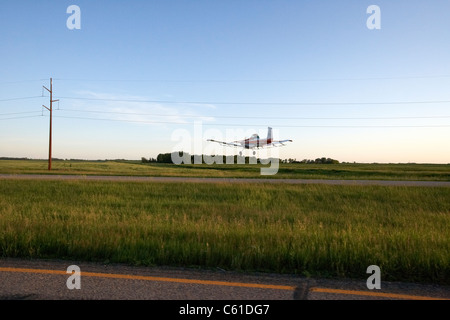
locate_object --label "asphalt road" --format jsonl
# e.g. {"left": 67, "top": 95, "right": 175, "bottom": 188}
{"left": 0, "top": 259, "right": 448, "bottom": 301}
{"left": 1, "top": 174, "right": 450, "bottom": 187}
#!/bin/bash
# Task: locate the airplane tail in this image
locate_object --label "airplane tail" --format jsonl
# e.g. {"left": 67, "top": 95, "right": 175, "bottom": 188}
{"left": 267, "top": 127, "right": 273, "bottom": 144}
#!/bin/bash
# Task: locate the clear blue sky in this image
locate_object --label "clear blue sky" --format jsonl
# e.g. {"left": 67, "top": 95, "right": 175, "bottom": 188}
{"left": 1, "top": 0, "right": 449, "bottom": 163}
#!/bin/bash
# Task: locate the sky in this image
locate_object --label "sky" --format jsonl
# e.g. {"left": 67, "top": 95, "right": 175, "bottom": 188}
{"left": 1, "top": 0, "right": 449, "bottom": 163}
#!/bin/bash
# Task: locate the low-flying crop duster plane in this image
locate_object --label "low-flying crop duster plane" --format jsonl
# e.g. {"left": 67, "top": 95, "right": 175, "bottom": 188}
{"left": 207, "top": 127, "right": 293, "bottom": 156}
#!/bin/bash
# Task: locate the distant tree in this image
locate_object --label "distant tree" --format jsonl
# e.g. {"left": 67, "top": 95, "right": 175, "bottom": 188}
{"left": 296, "top": 157, "right": 340, "bottom": 164}
{"left": 157, "top": 153, "right": 173, "bottom": 163}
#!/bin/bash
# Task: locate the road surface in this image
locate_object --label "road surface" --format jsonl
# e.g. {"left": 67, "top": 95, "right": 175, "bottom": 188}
{"left": 1, "top": 259, "right": 448, "bottom": 301}
{"left": 1, "top": 174, "right": 449, "bottom": 187}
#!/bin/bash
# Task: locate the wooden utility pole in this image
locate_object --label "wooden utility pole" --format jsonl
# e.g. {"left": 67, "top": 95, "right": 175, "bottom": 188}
{"left": 42, "top": 78, "right": 59, "bottom": 170}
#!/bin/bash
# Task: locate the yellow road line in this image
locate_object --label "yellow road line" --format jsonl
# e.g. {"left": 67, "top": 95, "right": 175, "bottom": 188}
{"left": 0, "top": 267, "right": 295, "bottom": 291}
{"left": 310, "top": 287, "right": 449, "bottom": 300}
{"left": 1, "top": 267, "right": 448, "bottom": 300}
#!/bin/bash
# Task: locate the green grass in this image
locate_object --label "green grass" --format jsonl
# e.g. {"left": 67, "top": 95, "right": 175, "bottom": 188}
{"left": 0, "top": 179, "right": 449, "bottom": 284}
{"left": 1, "top": 159, "right": 449, "bottom": 181}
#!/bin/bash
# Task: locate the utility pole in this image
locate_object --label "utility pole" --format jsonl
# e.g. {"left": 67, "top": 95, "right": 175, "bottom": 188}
{"left": 42, "top": 78, "right": 59, "bottom": 171}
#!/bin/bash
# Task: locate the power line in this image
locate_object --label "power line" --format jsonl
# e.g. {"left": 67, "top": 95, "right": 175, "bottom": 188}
{"left": 0, "top": 79, "right": 48, "bottom": 85}
{"left": 1, "top": 111, "right": 447, "bottom": 128}
{"left": 0, "top": 115, "right": 42, "bottom": 121}
{"left": 55, "top": 95, "right": 450, "bottom": 106}
{"left": 2, "top": 113, "right": 447, "bottom": 128}
{"left": 1, "top": 94, "right": 449, "bottom": 107}
{"left": 53, "top": 74, "right": 450, "bottom": 83}
{"left": 58, "top": 108, "right": 450, "bottom": 120}
{"left": 2, "top": 74, "right": 449, "bottom": 86}
{"left": 51, "top": 115, "right": 450, "bottom": 128}
{"left": 0, "top": 96, "right": 45, "bottom": 102}
{"left": 0, "top": 111, "right": 42, "bottom": 116}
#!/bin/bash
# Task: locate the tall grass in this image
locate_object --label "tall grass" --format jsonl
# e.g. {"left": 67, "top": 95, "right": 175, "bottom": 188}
{"left": 1, "top": 159, "right": 449, "bottom": 180}
{"left": 0, "top": 179, "right": 449, "bottom": 283}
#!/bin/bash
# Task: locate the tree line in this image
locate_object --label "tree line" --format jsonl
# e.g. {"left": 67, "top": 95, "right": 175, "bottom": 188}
{"left": 147, "top": 152, "right": 268, "bottom": 164}
{"left": 142, "top": 153, "right": 339, "bottom": 164}
{"left": 282, "top": 157, "right": 340, "bottom": 164}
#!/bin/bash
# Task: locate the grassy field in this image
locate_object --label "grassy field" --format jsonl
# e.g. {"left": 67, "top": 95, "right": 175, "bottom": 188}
{"left": 0, "top": 179, "right": 449, "bottom": 284}
{"left": 0, "top": 159, "right": 449, "bottom": 181}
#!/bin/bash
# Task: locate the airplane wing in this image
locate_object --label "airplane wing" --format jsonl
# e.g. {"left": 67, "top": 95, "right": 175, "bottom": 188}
{"left": 266, "top": 139, "right": 293, "bottom": 147}
{"left": 207, "top": 139, "right": 242, "bottom": 147}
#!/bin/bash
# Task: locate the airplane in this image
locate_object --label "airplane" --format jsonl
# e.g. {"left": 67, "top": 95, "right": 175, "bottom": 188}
{"left": 207, "top": 127, "right": 293, "bottom": 156}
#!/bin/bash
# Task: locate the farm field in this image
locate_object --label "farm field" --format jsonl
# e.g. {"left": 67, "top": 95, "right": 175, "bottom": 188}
{"left": 0, "top": 178, "right": 449, "bottom": 284}
{"left": 0, "top": 159, "right": 449, "bottom": 181}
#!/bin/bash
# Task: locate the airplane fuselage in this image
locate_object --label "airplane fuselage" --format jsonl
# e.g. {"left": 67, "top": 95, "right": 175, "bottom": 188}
{"left": 241, "top": 134, "right": 273, "bottom": 149}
